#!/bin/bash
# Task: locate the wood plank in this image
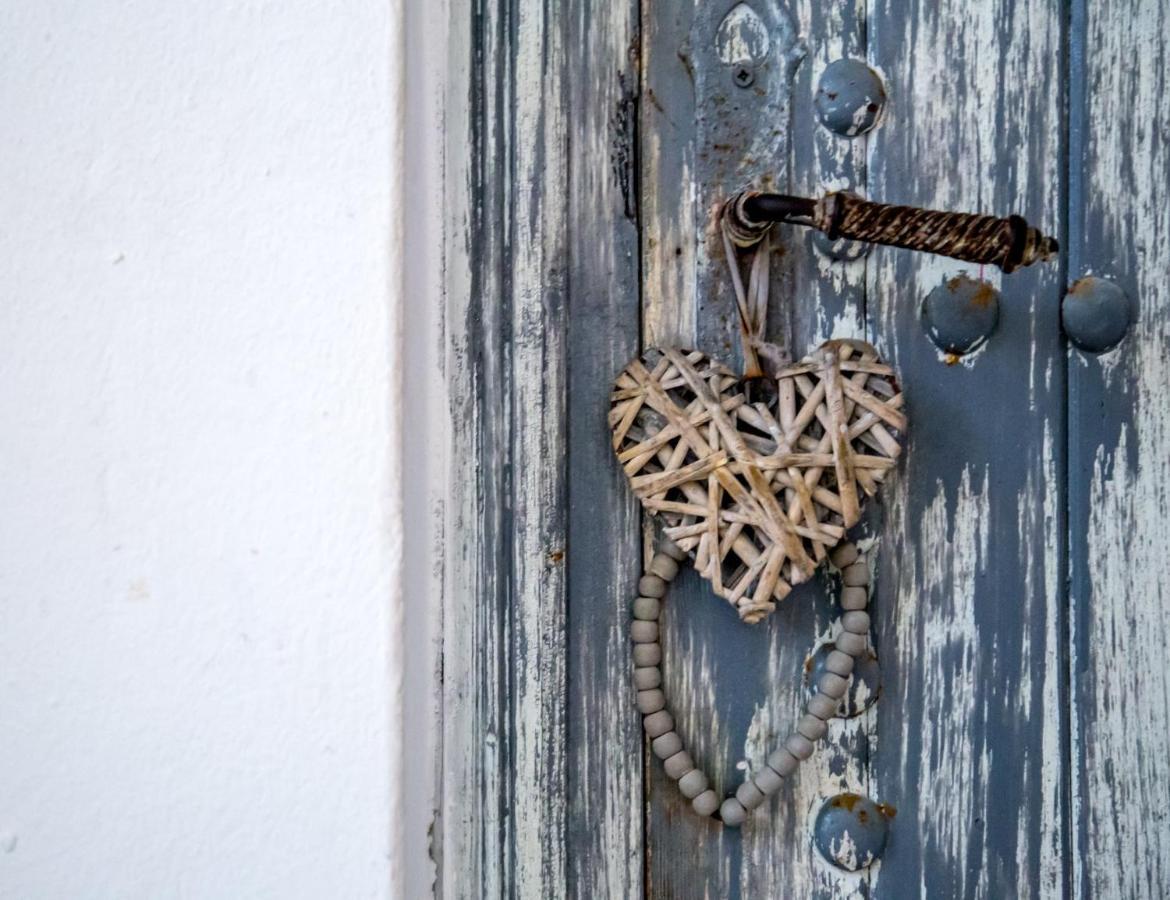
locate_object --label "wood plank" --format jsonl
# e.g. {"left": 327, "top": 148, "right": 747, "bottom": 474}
{"left": 440, "top": 0, "right": 570, "bottom": 895}
{"left": 640, "top": 0, "right": 697, "bottom": 354}
{"left": 785, "top": 0, "right": 869, "bottom": 355}
{"left": 865, "top": 0, "right": 1066, "bottom": 895}
{"left": 781, "top": 7, "right": 879, "bottom": 896}
{"left": 1068, "top": 0, "right": 1170, "bottom": 896}
{"left": 640, "top": 2, "right": 875, "bottom": 896}
{"left": 437, "top": 0, "right": 502, "bottom": 891}
{"left": 507, "top": 0, "right": 571, "bottom": 888}
{"left": 564, "top": 0, "right": 645, "bottom": 896}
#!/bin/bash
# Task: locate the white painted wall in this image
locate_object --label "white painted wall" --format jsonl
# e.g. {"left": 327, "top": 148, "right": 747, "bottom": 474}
{"left": 0, "top": 2, "right": 408, "bottom": 896}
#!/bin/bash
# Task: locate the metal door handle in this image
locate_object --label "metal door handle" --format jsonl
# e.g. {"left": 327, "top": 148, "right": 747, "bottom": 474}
{"left": 724, "top": 190, "right": 1059, "bottom": 273}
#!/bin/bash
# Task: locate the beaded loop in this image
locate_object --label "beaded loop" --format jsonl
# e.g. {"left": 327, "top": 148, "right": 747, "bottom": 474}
{"left": 633, "top": 538, "right": 874, "bottom": 826}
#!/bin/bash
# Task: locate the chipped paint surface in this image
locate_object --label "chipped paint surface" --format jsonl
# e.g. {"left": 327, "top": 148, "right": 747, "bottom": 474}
{"left": 563, "top": 0, "right": 645, "bottom": 897}
{"left": 715, "top": 3, "right": 771, "bottom": 66}
{"left": 1069, "top": 3, "right": 1170, "bottom": 895}
{"left": 435, "top": 0, "right": 1170, "bottom": 895}
{"left": 866, "top": 0, "right": 1066, "bottom": 895}
{"left": 640, "top": 1, "right": 876, "bottom": 895}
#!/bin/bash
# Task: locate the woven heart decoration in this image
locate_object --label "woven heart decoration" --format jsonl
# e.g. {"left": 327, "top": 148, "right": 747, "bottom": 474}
{"left": 609, "top": 338, "right": 906, "bottom": 623}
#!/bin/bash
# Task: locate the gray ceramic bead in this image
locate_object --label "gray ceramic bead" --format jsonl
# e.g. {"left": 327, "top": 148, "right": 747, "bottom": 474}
{"left": 831, "top": 543, "right": 859, "bottom": 568}
{"left": 786, "top": 732, "right": 815, "bottom": 760}
{"left": 840, "top": 586, "right": 868, "bottom": 611}
{"left": 807, "top": 692, "right": 840, "bottom": 720}
{"left": 633, "top": 643, "right": 661, "bottom": 666}
{"left": 630, "top": 620, "right": 659, "bottom": 643}
{"left": 660, "top": 539, "right": 686, "bottom": 561}
{"left": 632, "top": 596, "right": 661, "bottom": 620}
{"left": 679, "top": 769, "right": 708, "bottom": 799}
{"left": 663, "top": 750, "right": 694, "bottom": 779}
{"left": 835, "top": 631, "right": 868, "bottom": 656}
{"left": 753, "top": 765, "right": 784, "bottom": 796}
{"left": 767, "top": 747, "right": 800, "bottom": 776}
{"left": 736, "top": 780, "right": 766, "bottom": 810}
{"left": 636, "top": 689, "right": 666, "bottom": 714}
{"left": 638, "top": 574, "right": 667, "bottom": 598}
{"left": 842, "top": 562, "right": 869, "bottom": 587}
{"left": 651, "top": 730, "right": 682, "bottom": 759}
{"left": 842, "top": 610, "right": 871, "bottom": 634}
{"left": 797, "top": 713, "right": 828, "bottom": 741}
{"left": 825, "top": 649, "right": 855, "bottom": 676}
{"left": 720, "top": 798, "right": 748, "bottom": 826}
{"left": 633, "top": 666, "right": 661, "bottom": 690}
{"left": 643, "top": 709, "right": 674, "bottom": 738}
{"left": 648, "top": 554, "right": 679, "bottom": 581}
{"left": 818, "top": 671, "right": 849, "bottom": 699}
{"left": 692, "top": 789, "right": 720, "bottom": 817}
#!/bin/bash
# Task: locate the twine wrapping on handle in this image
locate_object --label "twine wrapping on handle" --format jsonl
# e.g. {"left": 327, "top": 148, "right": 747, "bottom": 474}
{"left": 724, "top": 190, "right": 1059, "bottom": 272}
{"left": 813, "top": 192, "right": 1057, "bottom": 273}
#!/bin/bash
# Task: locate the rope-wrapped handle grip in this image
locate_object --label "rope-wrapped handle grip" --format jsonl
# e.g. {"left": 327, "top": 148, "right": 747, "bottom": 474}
{"left": 730, "top": 191, "right": 1059, "bottom": 273}
{"left": 817, "top": 193, "right": 1057, "bottom": 273}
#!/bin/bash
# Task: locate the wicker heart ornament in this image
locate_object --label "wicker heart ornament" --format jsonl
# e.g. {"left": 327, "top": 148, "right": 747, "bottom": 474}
{"left": 610, "top": 339, "right": 906, "bottom": 623}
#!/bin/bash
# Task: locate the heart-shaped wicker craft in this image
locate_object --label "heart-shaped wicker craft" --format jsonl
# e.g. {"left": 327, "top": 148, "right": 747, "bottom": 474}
{"left": 609, "top": 339, "right": 906, "bottom": 622}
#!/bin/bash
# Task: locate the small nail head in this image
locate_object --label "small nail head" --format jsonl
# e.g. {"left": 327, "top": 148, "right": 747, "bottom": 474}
{"left": 733, "top": 66, "right": 755, "bottom": 87}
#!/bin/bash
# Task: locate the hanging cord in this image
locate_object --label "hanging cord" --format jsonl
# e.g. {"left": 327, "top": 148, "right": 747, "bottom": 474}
{"left": 720, "top": 213, "right": 771, "bottom": 380}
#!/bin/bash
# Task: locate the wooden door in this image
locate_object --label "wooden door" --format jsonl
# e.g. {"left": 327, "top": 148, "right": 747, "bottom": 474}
{"left": 434, "top": 0, "right": 1170, "bottom": 896}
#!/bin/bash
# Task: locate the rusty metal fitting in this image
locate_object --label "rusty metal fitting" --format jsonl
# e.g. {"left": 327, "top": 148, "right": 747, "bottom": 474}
{"left": 721, "top": 191, "right": 777, "bottom": 248}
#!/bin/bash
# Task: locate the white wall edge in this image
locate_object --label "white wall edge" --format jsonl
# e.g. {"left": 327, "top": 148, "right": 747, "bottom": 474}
{"left": 402, "top": 0, "right": 459, "bottom": 894}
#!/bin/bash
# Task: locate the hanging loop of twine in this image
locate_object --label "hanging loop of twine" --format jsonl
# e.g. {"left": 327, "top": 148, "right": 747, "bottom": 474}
{"left": 720, "top": 212, "right": 771, "bottom": 380}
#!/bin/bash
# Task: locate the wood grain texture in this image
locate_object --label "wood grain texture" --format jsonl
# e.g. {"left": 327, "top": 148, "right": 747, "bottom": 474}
{"left": 866, "top": 0, "right": 1066, "bottom": 896}
{"left": 639, "top": 2, "right": 877, "bottom": 897}
{"left": 437, "top": 0, "right": 1170, "bottom": 896}
{"left": 565, "top": 0, "right": 644, "bottom": 896}
{"left": 508, "top": 0, "right": 569, "bottom": 888}
{"left": 440, "top": 0, "right": 569, "bottom": 896}
{"left": 1068, "top": 1, "right": 1170, "bottom": 896}
{"left": 437, "top": 0, "right": 503, "bottom": 893}
{"left": 785, "top": 0, "right": 868, "bottom": 355}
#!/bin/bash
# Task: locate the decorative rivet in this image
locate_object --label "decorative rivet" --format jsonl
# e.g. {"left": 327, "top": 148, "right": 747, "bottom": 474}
{"left": 811, "top": 228, "right": 870, "bottom": 262}
{"left": 920, "top": 274, "right": 1000, "bottom": 357}
{"left": 815, "top": 59, "right": 886, "bottom": 138}
{"left": 813, "top": 793, "right": 894, "bottom": 871}
{"left": 806, "top": 643, "right": 882, "bottom": 718}
{"left": 1062, "top": 276, "right": 1131, "bottom": 353}
{"left": 733, "top": 66, "right": 755, "bottom": 88}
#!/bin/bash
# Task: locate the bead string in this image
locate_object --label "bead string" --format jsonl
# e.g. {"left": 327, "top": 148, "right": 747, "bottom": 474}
{"left": 631, "top": 538, "right": 873, "bottom": 826}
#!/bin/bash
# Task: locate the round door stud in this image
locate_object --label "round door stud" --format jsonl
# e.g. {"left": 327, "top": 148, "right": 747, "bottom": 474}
{"left": 815, "top": 59, "right": 886, "bottom": 137}
{"left": 1062, "top": 276, "right": 1131, "bottom": 353}
{"left": 921, "top": 274, "right": 1000, "bottom": 357}
{"left": 806, "top": 642, "right": 882, "bottom": 718}
{"left": 814, "top": 793, "right": 894, "bottom": 870}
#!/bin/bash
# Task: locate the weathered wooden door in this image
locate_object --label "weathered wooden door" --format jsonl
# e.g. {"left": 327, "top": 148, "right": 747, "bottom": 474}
{"left": 434, "top": 0, "right": 1170, "bottom": 896}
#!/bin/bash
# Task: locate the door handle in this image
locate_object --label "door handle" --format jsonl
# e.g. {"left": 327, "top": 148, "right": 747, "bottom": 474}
{"left": 723, "top": 190, "right": 1059, "bottom": 273}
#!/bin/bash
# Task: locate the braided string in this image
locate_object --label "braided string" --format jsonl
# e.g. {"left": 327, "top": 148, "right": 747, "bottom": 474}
{"left": 720, "top": 215, "right": 770, "bottom": 379}
{"left": 815, "top": 192, "right": 1057, "bottom": 273}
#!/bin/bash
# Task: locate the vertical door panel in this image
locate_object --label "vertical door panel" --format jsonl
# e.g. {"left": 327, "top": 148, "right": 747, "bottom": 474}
{"left": 566, "top": 0, "right": 645, "bottom": 897}
{"left": 866, "top": 1, "right": 1066, "bottom": 896}
{"left": 442, "top": 0, "right": 573, "bottom": 895}
{"left": 640, "top": 2, "right": 874, "bottom": 896}
{"left": 1068, "top": 1, "right": 1170, "bottom": 896}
